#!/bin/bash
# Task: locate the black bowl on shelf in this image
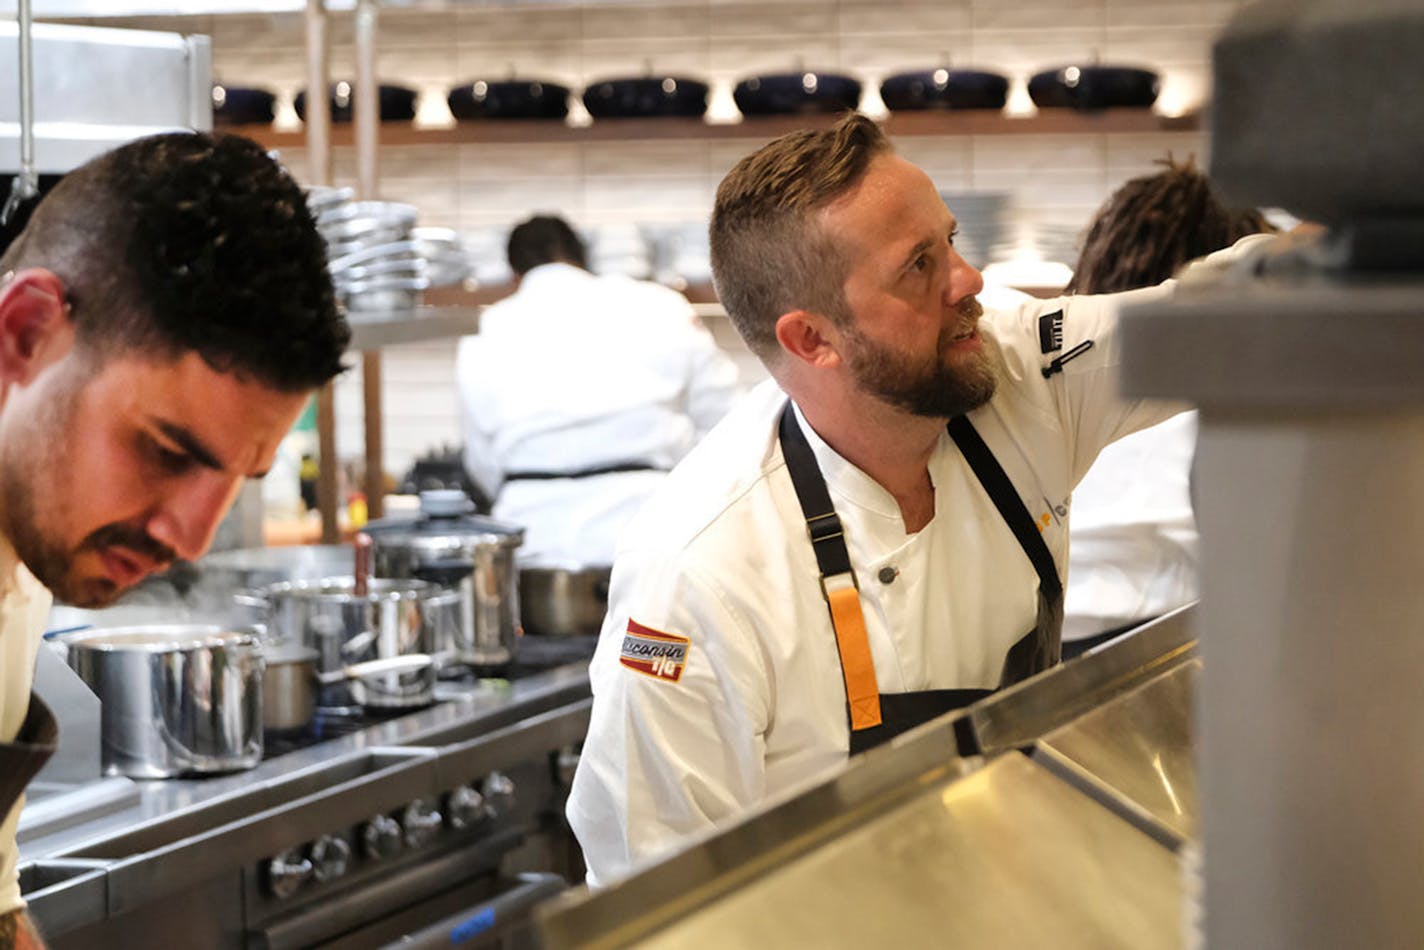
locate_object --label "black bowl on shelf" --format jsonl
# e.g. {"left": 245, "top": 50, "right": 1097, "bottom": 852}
{"left": 448, "top": 78, "right": 571, "bottom": 120}
{"left": 733, "top": 70, "right": 862, "bottom": 117}
{"left": 582, "top": 75, "right": 709, "bottom": 119}
{"left": 294, "top": 81, "right": 418, "bottom": 123}
{"left": 880, "top": 69, "right": 1009, "bottom": 112}
{"left": 1027, "top": 65, "right": 1160, "bottom": 111}
{"left": 211, "top": 84, "right": 277, "bottom": 126}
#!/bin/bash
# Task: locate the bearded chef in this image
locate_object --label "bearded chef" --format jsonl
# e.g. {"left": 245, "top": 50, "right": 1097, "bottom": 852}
{"left": 563, "top": 113, "right": 1248, "bottom": 886}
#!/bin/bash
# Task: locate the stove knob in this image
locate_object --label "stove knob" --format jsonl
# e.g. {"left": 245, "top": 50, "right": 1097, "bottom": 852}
{"left": 266, "top": 847, "right": 314, "bottom": 899}
{"left": 361, "top": 813, "right": 403, "bottom": 860}
{"left": 310, "top": 833, "right": 353, "bottom": 883}
{"left": 446, "top": 784, "right": 487, "bottom": 830}
{"left": 401, "top": 799, "right": 444, "bottom": 849}
{"left": 481, "top": 771, "right": 516, "bottom": 820}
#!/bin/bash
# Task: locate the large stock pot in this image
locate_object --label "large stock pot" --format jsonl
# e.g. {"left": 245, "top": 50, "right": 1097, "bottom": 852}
{"left": 59, "top": 624, "right": 265, "bottom": 779}
{"left": 254, "top": 576, "right": 457, "bottom": 710}
{"left": 363, "top": 491, "right": 525, "bottom": 669}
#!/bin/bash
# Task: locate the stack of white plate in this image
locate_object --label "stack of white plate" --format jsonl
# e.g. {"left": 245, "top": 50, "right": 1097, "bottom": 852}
{"left": 305, "top": 190, "right": 471, "bottom": 318}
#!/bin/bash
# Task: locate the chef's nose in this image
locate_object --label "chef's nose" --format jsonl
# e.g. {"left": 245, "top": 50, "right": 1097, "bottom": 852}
{"left": 145, "top": 474, "right": 244, "bottom": 562}
{"left": 945, "top": 245, "right": 985, "bottom": 306}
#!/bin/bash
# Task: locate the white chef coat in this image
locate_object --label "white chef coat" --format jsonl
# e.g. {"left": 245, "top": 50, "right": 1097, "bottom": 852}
{"left": 1062, "top": 411, "right": 1199, "bottom": 641}
{"left": 456, "top": 263, "right": 740, "bottom": 568}
{"left": 567, "top": 283, "right": 1185, "bottom": 886}
{"left": 0, "top": 531, "right": 55, "bottom": 917}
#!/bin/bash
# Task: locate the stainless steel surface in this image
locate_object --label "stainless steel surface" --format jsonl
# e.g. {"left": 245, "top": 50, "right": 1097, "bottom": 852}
{"left": 367, "top": 494, "right": 525, "bottom": 667}
{"left": 347, "top": 306, "right": 482, "bottom": 349}
{"left": 964, "top": 605, "right": 1196, "bottom": 756}
{"left": 21, "top": 659, "right": 592, "bottom": 944}
{"left": 649, "top": 755, "right": 1180, "bottom": 950}
{"left": 60, "top": 625, "right": 265, "bottom": 779}
{"left": 541, "top": 748, "right": 1181, "bottom": 950}
{"left": 0, "top": 22, "right": 209, "bottom": 172}
{"left": 520, "top": 566, "right": 612, "bottom": 637}
{"left": 256, "top": 575, "right": 458, "bottom": 708}
{"left": 1036, "top": 655, "right": 1199, "bottom": 842}
{"left": 261, "top": 641, "right": 322, "bottom": 732}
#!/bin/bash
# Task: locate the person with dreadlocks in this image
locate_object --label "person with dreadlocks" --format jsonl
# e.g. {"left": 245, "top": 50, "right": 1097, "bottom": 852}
{"left": 1060, "top": 158, "right": 1275, "bottom": 658}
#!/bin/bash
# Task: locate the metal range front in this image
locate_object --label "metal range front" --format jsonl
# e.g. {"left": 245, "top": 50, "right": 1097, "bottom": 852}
{"left": 18, "top": 666, "right": 592, "bottom": 949}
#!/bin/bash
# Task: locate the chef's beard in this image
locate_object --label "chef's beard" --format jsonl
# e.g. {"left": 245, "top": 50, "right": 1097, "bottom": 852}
{"left": 0, "top": 370, "right": 175, "bottom": 607}
{"left": 841, "top": 297, "right": 1001, "bottom": 420}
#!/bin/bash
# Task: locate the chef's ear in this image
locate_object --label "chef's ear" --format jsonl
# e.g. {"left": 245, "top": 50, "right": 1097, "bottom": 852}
{"left": 0, "top": 268, "right": 74, "bottom": 385}
{"left": 774, "top": 309, "right": 843, "bottom": 369}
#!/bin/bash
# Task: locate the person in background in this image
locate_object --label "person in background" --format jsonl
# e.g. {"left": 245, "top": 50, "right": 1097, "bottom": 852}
{"left": 1060, "top": 158, "right": 1274, "bottom": 658}
{"left": 567, "top": 114, "right": 1226, "bottom": 886}
{"left": 456, "top": 214, "right": 740, "bottom": 570}
{"left": 0, "top": 132, "right": 347, "bottom": 947}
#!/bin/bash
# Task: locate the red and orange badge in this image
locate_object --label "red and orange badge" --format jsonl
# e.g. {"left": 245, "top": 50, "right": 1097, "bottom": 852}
{"left": 619, "top": 618, "right": 690, "bottom": 683}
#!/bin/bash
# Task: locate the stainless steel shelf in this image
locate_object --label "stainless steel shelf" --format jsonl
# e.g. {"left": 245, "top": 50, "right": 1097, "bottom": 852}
{"left": 347, "top": 305, "right": 480, "bottom": 350}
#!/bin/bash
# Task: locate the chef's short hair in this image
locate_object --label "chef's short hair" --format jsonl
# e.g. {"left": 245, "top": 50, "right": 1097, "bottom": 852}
{"left": 0, "top": 131, "right": 348, "bottom": 392}
{"left": 506, "top": 214, "right": 588, "bottom": 276}
{"left": 710, "top": 112, "right": 891, "bottom": 364}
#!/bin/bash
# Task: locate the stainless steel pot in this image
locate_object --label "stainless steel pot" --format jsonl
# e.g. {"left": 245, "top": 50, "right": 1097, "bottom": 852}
{"left": 364, "top": 491, "right": 524, "bottom": 669}
{"left": 60, "top": 625, "right": 265, "bottom": 779}
{"left": 519, "top": 567, "right": 611, "bottom": 637}
{"left": 262, "top": 645, "right": 436, "bottom": 730}
{"left": 254, "top": 576, "right": 457, "bottom": 710}
{"left": 261, "top": 641, "right": 322, "bottom": 732}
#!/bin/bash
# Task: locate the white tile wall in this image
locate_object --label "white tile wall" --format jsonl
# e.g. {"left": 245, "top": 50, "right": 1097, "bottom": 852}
{"left": 53, "top": 0, "right": 1240, "bottom": 481}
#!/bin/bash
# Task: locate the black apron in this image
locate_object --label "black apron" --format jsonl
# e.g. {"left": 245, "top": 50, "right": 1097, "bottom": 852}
{"left": 0, "top": 694, "right": 57, "bottom": 819}
{"left": 777, "top": 403, "right": 1064, "bottom": 757}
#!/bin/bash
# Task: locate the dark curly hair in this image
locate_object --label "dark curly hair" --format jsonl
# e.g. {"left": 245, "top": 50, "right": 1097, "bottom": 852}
{"left": 0, "top": 132, "right": 347, "bottom": 391}
{"left": 506, "top": 214, "right": 587, "bottom": 276}
{"left": 1067, "top": 156, "right": 1274, "bottom": 295}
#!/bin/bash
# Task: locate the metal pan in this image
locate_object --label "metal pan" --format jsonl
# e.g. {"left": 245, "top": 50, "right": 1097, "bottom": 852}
{"left": 1028, "top": 65, "right": 1161, "bottom": 111}
{"left": 733, "top": 71, "right": 862, "bottom": 116}
{"left": 295, "top": 81, "right": 418, "bottom": 123}
{"left": 448, "top": 78, "right": 570, "bottom": 120}
{"left": 582, "top": 75, "right": 709, "bottom": 119}
{"left": 880, "top": 68, "right": 1009, "bottom": 112}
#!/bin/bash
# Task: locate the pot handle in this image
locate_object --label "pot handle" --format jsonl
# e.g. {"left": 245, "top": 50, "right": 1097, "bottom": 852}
{"left": 232, "top": 590, "right": 269, "bottom": 611}
{"left": 318, "top": 653, "right": 435, "bottom": 684}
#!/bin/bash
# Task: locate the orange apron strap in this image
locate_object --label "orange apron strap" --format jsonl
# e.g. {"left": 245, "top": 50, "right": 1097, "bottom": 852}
{"left": 826, "top": 585, "right": 882, "bottom": 730}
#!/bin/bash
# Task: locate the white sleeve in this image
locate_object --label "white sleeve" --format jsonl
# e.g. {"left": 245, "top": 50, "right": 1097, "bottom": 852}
{"left": 567, "top": 552, "right": 770, "bottom": 887}
{"left": 454, "top": 335, "right": 503, "bottom": 501}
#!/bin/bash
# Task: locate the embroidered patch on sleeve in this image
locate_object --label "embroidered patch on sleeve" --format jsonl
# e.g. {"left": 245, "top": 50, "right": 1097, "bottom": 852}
{"left": 619, "top": 618, "right": 691, "bottom": 683}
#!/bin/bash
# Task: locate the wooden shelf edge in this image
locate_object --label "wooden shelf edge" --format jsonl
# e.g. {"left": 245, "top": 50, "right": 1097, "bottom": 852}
{"left": 221, "top": 109, "right": 1202, "bottom": 150}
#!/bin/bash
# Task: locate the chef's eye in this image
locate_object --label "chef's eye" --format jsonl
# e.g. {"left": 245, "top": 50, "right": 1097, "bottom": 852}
{"left": 911, "top": 254, "right": 930, "bottom": 272}
{"left": 144, "top": 434, "right": 192, "bottom": 474}
{"left": 948, "top": 227, "right": 959, "bottom": 246}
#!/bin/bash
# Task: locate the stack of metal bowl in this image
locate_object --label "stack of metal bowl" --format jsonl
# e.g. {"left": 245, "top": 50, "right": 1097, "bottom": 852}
{"left": 305, "top": 188, "right": 473, "bottom": 319}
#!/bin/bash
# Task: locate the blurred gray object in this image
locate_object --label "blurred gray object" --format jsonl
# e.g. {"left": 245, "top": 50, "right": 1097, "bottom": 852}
{"left": 939, "top": 191, "right": 1011, "bottom": 268}
{"left": 1211, "top": 0, "right": 1424, "bottom": 231}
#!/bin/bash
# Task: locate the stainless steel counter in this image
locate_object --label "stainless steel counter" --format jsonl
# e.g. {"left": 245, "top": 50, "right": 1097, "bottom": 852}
{"left": 538, "top": 608, "right": 1201, "bottom": 950}
{"left": 19, "top": 661, "right": 593, "bottom": 947}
